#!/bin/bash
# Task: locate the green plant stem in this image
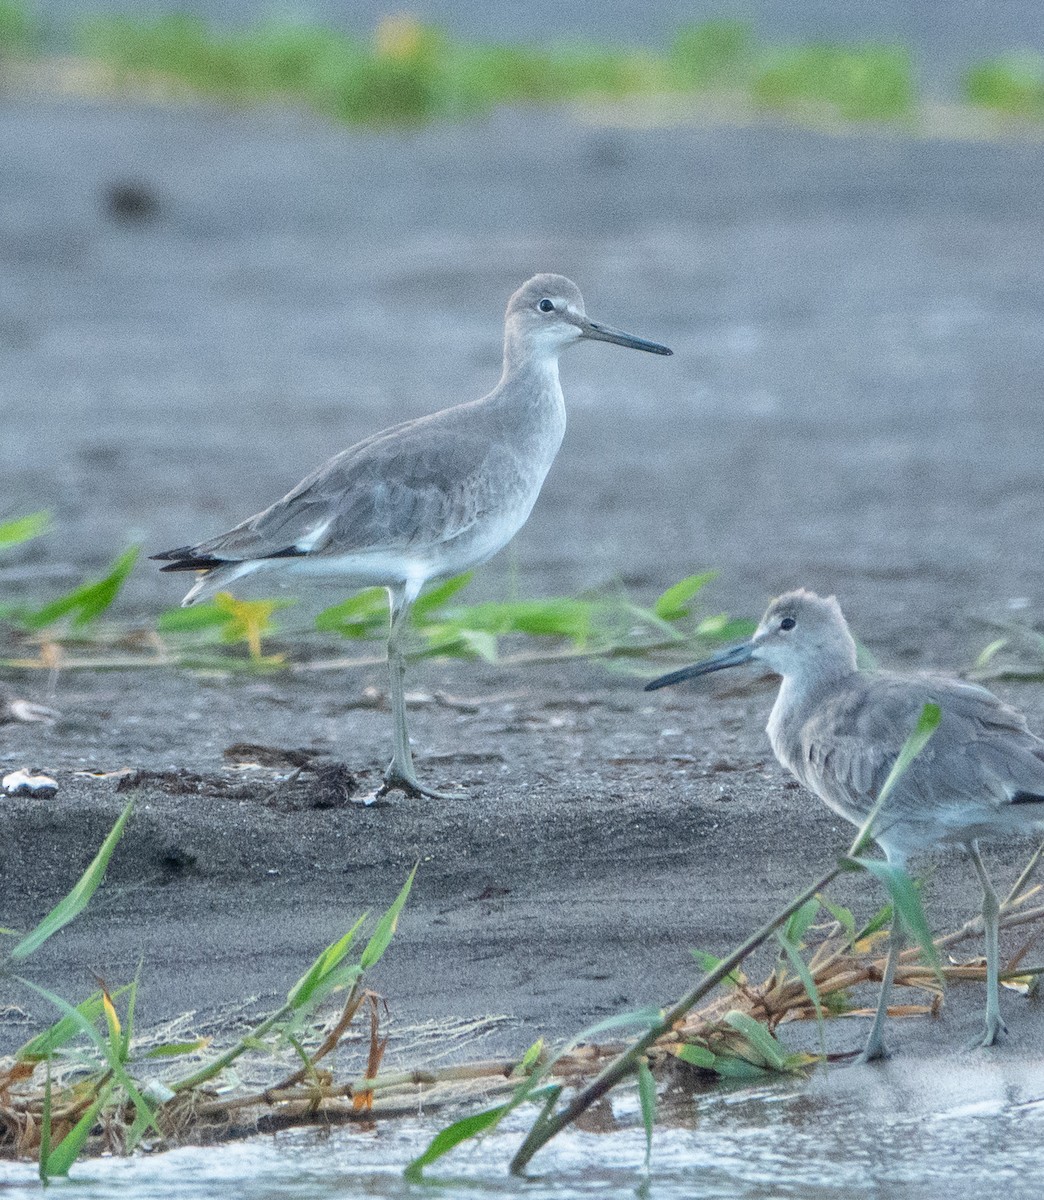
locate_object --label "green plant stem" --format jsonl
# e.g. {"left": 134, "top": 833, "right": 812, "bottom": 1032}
{"left": 171, "top": 1003, "right": 295, "bottom": 1093}
{"left": 508, "top": 860, "right": 843, "bottom": 1175}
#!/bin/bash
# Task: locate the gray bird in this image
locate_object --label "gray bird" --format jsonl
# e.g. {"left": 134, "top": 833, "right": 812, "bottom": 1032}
{"left": 155, "top": 274, "right": 671, "bottom": 800}
{"left": 646, "top": 589, "right": 1044, "bottom": 1059}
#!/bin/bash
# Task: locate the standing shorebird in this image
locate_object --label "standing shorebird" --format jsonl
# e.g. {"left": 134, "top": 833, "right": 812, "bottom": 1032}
{"left": 154, "top": 274, "right": 671, "bottom": 800}
{"left": 645, "top": 589, "right": 1044, "bottom": 1059}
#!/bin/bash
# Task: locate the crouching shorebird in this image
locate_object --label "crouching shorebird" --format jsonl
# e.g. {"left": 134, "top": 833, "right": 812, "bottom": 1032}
{"left": 154, "top": 274, "right": 671, "bottom": 800}
{"left": 645, "top": 589, "right": 1044, "bottom": 1059}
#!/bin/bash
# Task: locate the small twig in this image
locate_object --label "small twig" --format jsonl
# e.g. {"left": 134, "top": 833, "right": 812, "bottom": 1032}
{"left": 264, "top": 984, "right": 366, "bottom": 1096}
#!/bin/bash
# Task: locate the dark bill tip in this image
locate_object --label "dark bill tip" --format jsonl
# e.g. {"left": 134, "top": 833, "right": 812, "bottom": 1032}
{"left": 582, "top": 319, "right": 673, "bottom": 356}
{"left": 644, "top": 642, "right": 755, "bottom": 691}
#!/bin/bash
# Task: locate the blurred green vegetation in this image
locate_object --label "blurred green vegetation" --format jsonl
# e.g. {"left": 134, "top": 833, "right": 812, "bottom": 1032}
{"left": 75, "top": 13, "right": 670, "bottom": 125}
{"left": 67, "top": 10, "right": 923, "bottom": 128}
{"left": 668, "top": 19, "right": 754, "bottom": 89}
{"left": 1, "top": 5, "right": 1043, "bottom": 131}
{"left": 0, "top": 0, "right": 36, "bottom": 51}
{"left": 964, "top": 53, "right": 1044, "bottom": 117}
{"left": 752, "top": 44, "right": 915, "bottom": 121}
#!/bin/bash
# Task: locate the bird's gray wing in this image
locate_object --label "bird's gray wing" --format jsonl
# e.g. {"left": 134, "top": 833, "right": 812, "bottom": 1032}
{"left": 800, "top": 673, "right": 1044, "bottom": 828}
{"left": 177, "top": 409, "right": 520, "bottom": 564}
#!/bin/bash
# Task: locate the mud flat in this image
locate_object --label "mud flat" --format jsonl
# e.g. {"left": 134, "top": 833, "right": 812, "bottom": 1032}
{"left": 3, "top": 95, "right": 1044, "bottom": 1082}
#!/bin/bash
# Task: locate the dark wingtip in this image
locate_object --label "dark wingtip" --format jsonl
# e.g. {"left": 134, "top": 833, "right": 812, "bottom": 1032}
{"left": 158, "top": 559, "right": 222, "bottom": 573}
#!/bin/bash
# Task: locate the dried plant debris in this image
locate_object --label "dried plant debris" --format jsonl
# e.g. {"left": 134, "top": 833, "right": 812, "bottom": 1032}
{"left": 1, "top": 769, "right": 57, "bottom": 798}
{"left": 114, "top": 754, "right": 358, "bottom": 810}
{"left": 115, "top": 768, "right": 255, "bottom": 799}
{"left": 222, "top": 743, "right": 323, "bottom": 770}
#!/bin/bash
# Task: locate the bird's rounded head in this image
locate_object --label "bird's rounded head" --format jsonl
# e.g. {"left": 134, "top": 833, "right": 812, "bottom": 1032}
{"left": 503, "top": 275, "right": 587, "bottom": 362}
{"left": 502, "top": 274, "right": 673, "bottom": 367}
{"left": 752, "top": 589, "right": 858, "bottom": 680}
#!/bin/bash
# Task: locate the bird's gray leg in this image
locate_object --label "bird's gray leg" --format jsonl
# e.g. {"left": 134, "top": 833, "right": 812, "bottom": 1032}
{"left": 856, "top": 906, "right": 902, "bottom": 1063}
{"left": 968, "top": 842, "right": 1008, "bottom": 1048}
{"left": 377, "top": 588, "right": 464, "bottom": 802}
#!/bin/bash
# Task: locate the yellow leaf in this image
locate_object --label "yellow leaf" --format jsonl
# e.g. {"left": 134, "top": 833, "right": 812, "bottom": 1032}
{"left": 213, "top": 592, "right": 293, "bottom": 662}
{"left": 102, "top": 991, "right": 121, "bottom": 1040}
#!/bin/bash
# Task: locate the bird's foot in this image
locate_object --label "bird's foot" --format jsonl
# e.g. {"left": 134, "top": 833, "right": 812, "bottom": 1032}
{"left": 377, "top": 765, "right": 465, "bottom": 802}
{"left": 853, "top": 1039, "right": 891, "bottom": 1065}
{"left": 967, "top": 1014, "right": 1008, "bottom": 1050}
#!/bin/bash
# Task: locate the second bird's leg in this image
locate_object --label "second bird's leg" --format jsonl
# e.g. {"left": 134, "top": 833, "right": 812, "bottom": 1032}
{"left": 968, "top": 842, "right": 1008, "bottom": 1048}
{"left": 378, "top": 591, "right": 463, "bottom": 802}
{"left": 857, "top": 908, "right": 902, "bottom": 1063}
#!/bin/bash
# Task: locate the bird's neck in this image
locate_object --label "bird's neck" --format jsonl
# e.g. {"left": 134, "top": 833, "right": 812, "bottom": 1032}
{"left": 786, "top": 652, "right": 858, "bottom": 699}
{"left": 770, "top": 657, "right": 858, "bottom": 739}
{"left": 493, "top": 346, "right": 566, "bottom": 422}
{"left": 500, "top": 338, "right": 562, "bottom": 390}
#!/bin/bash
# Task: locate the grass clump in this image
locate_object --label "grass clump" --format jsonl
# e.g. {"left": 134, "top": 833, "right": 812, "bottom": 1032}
{"left": 1, "top": 808, "right": 419, "bottom": 1174}
{"left": 75, "top": 13, "right": 664, "bottom": 127}
{"left": 71, "top": 13, "right": 921, "bottom": 129}
{"left": 964, "top": 53, "right": 1044, "bottom": 118}
{"left": 752, "top": 43, "right": 915, "bottom": 121}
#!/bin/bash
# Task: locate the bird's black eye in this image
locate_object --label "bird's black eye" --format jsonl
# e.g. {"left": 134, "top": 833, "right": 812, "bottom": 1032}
{"left": 538, "top": 298, "right": 555, "bottom": 313}
{"left": 780, "top": 616, "right": 796, "bottom": 631}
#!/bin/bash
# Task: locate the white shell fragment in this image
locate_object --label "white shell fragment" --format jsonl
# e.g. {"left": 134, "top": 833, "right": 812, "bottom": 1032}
{"left": 0, "top": 697, "right": 59, "bottom": 725}
{"left": 2, "top": 769, "right": 58, "bottom": 798}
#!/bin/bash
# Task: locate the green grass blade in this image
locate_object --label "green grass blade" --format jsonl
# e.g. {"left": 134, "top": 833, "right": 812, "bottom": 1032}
{"left": 711, "top": 1054, "right": 771, "bottom": 1079}
{"left": 636, "top": 1059, "right": 656, "bottom": 1171}
{"left": 653, "top": 571, "right": 716, "bottom": 620}
{"left": 723, "top": 1010, "right": 789, "bottom": 1071}
{"left": 690, "top": 948, "right": 742, "bottom": 987}
{"left": 143, "top": 1038, "right": 211, "bottom": 1059}
{"left": 11, "top": 800, "right": 134, "bottom": 960}
{"left": 411, "top": 572, "right": 473, "bottom": 619}
{"left": 848, "top": 703, "right": 941, "bottom": 858}
{"left": 775, "top": 929, "right": 825, "bottom": 1054}
{"left": 43, "top": 1079, "right": 115, "bottom": 1177}
{"left": 419, "top": 624, "right": 499, "bottom": 661}
{"left": 407, "top": 1007, "right": 660, "bottom": 1180}
{"left": 24, "top": 546, "right": 140, "bottom": 629}
{"left": 359, "top": 865, "right": 417, "bottom": 970}
{"left": 17, "top": 978, "right": 163, "bottom": 1142}
{"left": 156, "top": 601, "right": 235, "bottom": 634}
{"left": 314, "top": 587, "right": 388, "bottom": 636}
{"left": 818, "top": 895, "right": 857, "bottom": 943}
{"left": 783, "top": 896, "right": 820, "bottom": 946}
{"left": 18, "top": 990, "right": 111, "bottom": 1061}
{"left": 0, "top": 511, "right": 50, "bottom": 551}
{"left": 857, "top": 860, "right": 942, "bottom": 977}
{"left": 38, "top": 1060, "right": 52, "bottom": 1184}
{"left": 517, "top": 1038, "right": 543, "bottom": 1075}
{"left": 404, "top": 1099, "right": 515, "bottom": 1180}
{"left": 286, "top": 913, "right": 367, "bottom": 1008}
{"left": 672, "top": 1042, "right": 716, "bottom": 1069}
{"left": 120, "top": 967, "right": 141, "bottom": 1062}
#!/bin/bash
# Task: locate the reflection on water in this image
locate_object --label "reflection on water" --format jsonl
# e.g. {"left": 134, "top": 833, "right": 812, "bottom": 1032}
{"left": 4, "top": 1058, "right": 1044, "bottom": 1200}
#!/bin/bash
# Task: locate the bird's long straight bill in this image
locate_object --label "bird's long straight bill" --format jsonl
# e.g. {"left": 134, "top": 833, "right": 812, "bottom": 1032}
{"left": 581, "top": 319, "right": 673, "bottom": 355}
{"left": 644, "top": 642, "right": 755, "bottom": 690}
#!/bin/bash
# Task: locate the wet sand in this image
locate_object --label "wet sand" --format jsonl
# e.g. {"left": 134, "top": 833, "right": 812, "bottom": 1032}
{"left": 3, "top": 95, "right": 1044, "bottom": 1066}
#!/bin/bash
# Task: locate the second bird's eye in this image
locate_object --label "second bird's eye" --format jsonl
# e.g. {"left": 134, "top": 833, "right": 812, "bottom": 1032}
{"left": 538, "top": 298, "right": 555, "bottom": 313}
{"left": 780, "top": 617, "right": 796, "bottom": 631}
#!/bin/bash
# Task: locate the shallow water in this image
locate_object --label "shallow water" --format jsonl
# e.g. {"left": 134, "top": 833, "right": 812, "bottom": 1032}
{"left": 4, "top": 1060, "right": 1044, "bottom": 1200}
